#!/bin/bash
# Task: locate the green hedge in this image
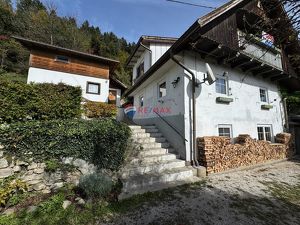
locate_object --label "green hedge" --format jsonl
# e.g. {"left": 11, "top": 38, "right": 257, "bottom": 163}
{"left": 0, "top": 119, "right": 131, "bottom": 171}
{"left": 0, "top": 80, "right": 82, "bottom": 123}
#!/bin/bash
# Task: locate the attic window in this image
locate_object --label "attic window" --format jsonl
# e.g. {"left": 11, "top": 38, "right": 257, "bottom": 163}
{"left": 55, "top": 55, "right": 69, "bottom": 63}
{"left": 136, "top": 62, "right": 144, "bottom": 78}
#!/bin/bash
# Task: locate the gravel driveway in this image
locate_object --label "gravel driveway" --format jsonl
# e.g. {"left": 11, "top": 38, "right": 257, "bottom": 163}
{"left": 102, "top": 158, "right": 300, "bottom": 225}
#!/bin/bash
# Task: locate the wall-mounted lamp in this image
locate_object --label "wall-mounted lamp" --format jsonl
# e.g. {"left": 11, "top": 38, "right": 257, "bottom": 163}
{"left": 172, "top": 77, "right": 180, "bottom": 88}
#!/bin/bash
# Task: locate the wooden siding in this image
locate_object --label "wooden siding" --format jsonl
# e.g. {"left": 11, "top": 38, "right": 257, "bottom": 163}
{"left": 30, "top": 50, "right": 109, "bottom": 79}
{"left": 204, "top": 14, "right": 239, "bottom": 50}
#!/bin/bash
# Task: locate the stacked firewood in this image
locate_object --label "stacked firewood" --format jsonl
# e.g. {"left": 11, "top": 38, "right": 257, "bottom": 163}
{"left": 197, "top": 133, "right": 294, "bottom": 174}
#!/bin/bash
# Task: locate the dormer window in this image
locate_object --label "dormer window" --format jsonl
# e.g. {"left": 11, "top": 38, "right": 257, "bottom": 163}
{"left": 136, "top": 61, "right": 144, "bottom": 78}
{"left": 55, "top": 55, "right": 69, "bottom": 63}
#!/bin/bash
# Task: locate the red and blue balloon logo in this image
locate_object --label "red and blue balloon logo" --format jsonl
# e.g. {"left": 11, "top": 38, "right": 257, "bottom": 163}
{"left": 124, "top": 104, "right": 136, "bottom": 119}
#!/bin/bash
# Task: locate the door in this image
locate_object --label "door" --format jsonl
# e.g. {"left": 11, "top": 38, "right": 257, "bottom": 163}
{"left": 108, "top": 89, "right": 117, "bottom": 105}
{"left": 295, "top": 127, "right": 300, "bottom": 155}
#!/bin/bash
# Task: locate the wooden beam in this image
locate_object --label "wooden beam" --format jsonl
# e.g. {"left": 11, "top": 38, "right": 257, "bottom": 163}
{"left": 201, "top": 44, "right": 222, "bottom": 59}
{"left": 255, "top": 68, "right": 274, "bottom": 77}
{"left": 226, "top": 52, "right": 241, "bottom": 63}
{"left": 271, "top": 74, "right": 289, "bottom": 82}
{"left": 243, "top": 63, "right": 265, "bottom": 72}
{"left": 231, "top": 58, "right": 254, "bottom": 68}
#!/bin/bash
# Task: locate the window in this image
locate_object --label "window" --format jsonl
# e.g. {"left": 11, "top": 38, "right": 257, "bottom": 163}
{"left": 158, "top": 81, "right": 167, "bottom": 98}
{"left": 55, "top": 55, "right": 69, "bottom": 63}
{"left": 215, "top": 77, "right": 227, "bottom": 95}
{"left": 86, "top": 82, "right": 100, "bottom": 95}
{"left": 139, "top": 96, "right": 144, "bottom": 107}
{"left": 136, "top": 62, "right": 144, "bottom": 78}
{"left": 257, "top": 125, "right": 272, "bottom": 141}
{"left": 218, "top": 125, "right": 232, "bottom": 138}
{"left": 259, "top": 88, "right": 268, "bottom": 102}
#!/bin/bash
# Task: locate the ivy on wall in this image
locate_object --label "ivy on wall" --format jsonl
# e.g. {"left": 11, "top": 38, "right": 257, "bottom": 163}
{"left": 0, "top": 119, "right": 131, "bottom": 171}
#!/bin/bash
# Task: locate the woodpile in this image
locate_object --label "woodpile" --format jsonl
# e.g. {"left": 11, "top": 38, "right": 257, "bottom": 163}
{"left": 197, "top": 133, "right": 294, "bottom": 174}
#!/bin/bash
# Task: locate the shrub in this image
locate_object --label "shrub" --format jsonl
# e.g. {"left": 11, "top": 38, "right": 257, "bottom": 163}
{"left": 0, "top": 79, "right": 82, "bottom": 123}
{"left": 83, "top": 101, "right": 117, "bottom": 118}
{"left": 0, "top": 119, "right": 131, "bottom": 171}
{"left": 78, "top": 173, "right": 113, "bottom": 199}
{"left": 0, "top": 179, "right": 27, "bottom": 207}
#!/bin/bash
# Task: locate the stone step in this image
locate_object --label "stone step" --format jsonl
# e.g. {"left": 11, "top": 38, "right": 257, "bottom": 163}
{"left": 138, "top": 148, "right": 171, "bottom": 157}
{"left": 141, "top": 142, "right": 170, "bottom": 149}
{"left": 132, "top": 132, "right": 151, "bottom": 138}
{"left": 141, "top": 125, "right": 156, "bottom": 129}
{"left": 121, "top": 167, "right": 195, "bottom": 194}
{"left": 129, "top": 125, "right": 142, "bottom": 130}
{"left": 131, "top": 153, "right": 177, "bottom": 164}
{"left": 121, "top": 159, "right": 186, "bottom": 178}
{"left": 119, "top": 176, "right": 201, "bottom": 200}
{"left": 150, "top": 133, "right": 163, "bottom": 138}
{"left": 130, "top": 128, "right": 146, "bottom": 134}
{"left": 145, "top": 128, "right": 159, "bottom": 133}
{"left": 133, "top": 137, "right": 167, "bottom": 144}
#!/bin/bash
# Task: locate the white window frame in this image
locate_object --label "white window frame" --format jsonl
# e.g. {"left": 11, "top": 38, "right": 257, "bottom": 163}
{"left": 257, "top": 124, "right": 273, "bottom": 142}
{"left": 136, "top": 61, "right": 144, "bottom": 78}
{"left": 215, "top": 76, "right": 229, "bottom": 96}
{"left": 158, "top": 80, "right": 167, "bottom": 99}
{"left": 86, "top": 82, "right": 101, "bottom": 95}
{"left": 259, "top": 87, "right": 269, "bottom": 103}
{"left": 218, "top": 124, "right": 233, "bottom": 138}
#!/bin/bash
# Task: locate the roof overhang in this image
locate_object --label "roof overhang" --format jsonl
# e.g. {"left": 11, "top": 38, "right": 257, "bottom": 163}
{"left": 124, "top": 0, "right": 300, "bottom": 97}
{"left": 13, "top": 36, "right": 120, "bottom": 72}
{"left": 126, "top": 36, "right": 178, "bottom": 68}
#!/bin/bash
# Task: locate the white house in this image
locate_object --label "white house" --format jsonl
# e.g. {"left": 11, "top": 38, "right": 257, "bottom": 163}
{"left": 14, "top": 36, "right": 127, "bottom": 106}
{"left": 124, "top": 0, "right": 300, "bottom": 163}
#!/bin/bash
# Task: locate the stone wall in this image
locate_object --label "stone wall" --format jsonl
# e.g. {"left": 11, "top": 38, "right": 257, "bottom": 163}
{"left": 197, "top": 133, "right": 295, "bottom": 174}
{"left": 0, "top": 145, "right": 96, "bottom": 193}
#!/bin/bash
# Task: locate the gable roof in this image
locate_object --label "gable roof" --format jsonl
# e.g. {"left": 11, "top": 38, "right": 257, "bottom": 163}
{"left": 13, "top": 36, "right": 120, "bottom": 72}
{"left": 125, "top": 0, "right": 300, "bottom": 96}
{"left": 126, "top": 35, "right": 178, "bottom": 67}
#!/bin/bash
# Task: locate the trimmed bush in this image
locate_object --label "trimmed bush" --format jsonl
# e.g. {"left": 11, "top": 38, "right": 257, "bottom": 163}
{"left": 83, "top": 101, "right": 117, "bottom": 118}
{"left": 78, "top": 173, "right": 113, "bottom": 199}
{"left": 0, "top": 119, "right": 131, "bottom": 171}
{"left": 0, "top": 79, "right": 82, "bottom": 123}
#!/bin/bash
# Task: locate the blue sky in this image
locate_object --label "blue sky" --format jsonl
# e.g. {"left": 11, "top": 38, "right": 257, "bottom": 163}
{"left": 15, "top": 0, "right": 228, "bottom": 43}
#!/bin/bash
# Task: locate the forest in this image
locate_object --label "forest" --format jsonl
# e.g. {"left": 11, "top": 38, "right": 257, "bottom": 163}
{"left": 0, "top": 0, "right": 136, "bottom": 86}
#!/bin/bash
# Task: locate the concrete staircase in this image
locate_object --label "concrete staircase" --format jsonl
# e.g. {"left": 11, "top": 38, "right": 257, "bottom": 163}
{"left": 119, "top": 125, "right": 199, "bottom": 199}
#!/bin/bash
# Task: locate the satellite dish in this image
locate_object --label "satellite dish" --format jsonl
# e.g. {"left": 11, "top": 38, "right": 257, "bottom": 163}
{"left": 205, "top": 63, "right": 216, "bottom": 85}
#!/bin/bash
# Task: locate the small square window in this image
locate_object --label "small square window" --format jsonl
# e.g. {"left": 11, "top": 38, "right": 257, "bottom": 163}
{"left": 216, "top": 78, "right": 227, "bottom": 95}
{"left": 55, "top": 55, "right": 69, "bottom": 63}
{"left": 86, "top": 82, "right": 100, "bottom": 95}
{"left": 218, "top": 125, "right": 232, "bottom": 138}
{"left": 159, "top": 81, "right": 166, "bottom": 98}
{"left": 259, "top": 88, "right": 268, "bottom": 102}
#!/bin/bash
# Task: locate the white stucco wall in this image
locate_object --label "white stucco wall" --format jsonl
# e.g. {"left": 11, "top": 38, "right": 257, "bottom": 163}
{"left": 130, "top": 51, "right": 285, "bottom": 161}
{"left": 132, "top": 61, "right": 184, "bottom": 119}
{"left": 183, "top": 51, "right": 285, "bottom": 141}
{"left": 28, "top": 67, "right": 110, "bottom": 102}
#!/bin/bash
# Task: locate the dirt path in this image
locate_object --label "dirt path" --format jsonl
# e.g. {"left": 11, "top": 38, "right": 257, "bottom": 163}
{"left": 101, "top": 159, "right": 300, "bottom": 225}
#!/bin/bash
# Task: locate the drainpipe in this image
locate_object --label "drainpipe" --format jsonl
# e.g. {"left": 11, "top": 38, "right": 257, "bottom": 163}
{"left": 170, "top": 52, "right": 199, "bottom": 167}
{"left": 283, "top": 98, "right": 289, "bottom": 132}
{"left": 140, "top": 43, "right": 152, "bottom": 67}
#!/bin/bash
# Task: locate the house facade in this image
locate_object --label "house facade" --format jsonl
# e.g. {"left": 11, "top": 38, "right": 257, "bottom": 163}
{"left": 125, "top": 0, "right": 300, "bottom": 162}
{"left": 14, "top": 36, "right": 126, "bottom": 106}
